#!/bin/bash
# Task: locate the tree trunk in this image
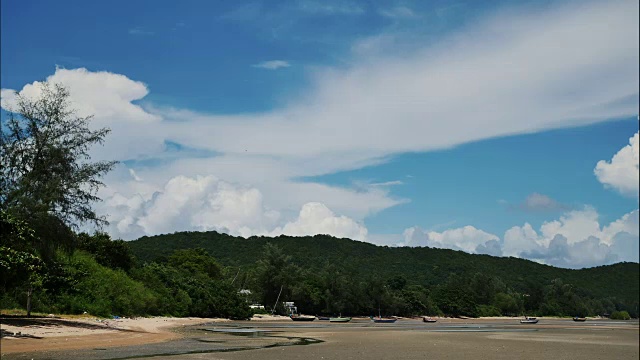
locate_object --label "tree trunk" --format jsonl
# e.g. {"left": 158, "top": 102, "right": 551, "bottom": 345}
{"left": 26, "top": 285, "right": 33, "bottom": 317}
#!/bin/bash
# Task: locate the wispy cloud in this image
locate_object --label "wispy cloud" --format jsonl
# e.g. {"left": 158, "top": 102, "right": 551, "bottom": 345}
{"left": 514, "top": 193, "right": 570, "bottom": 212}
{"left": 370, "top": 180, "right": 404, "bottom": 187}
{"left": 252, "top": 60, "right": 291, "bottom": 70}
{"left": 297, "top": 1, "right": 364, "bottom": 15}
{"left": 220, "top": 2, "right": 262, "bottom": 22}
{"left": 128, "top": 27, "right": 154, "bottom": 36}
{"left": 379, "top": 6, "right": 417, "bottom": 19}
{"left": 171, "top": 22, "right": 186, "bottom": 31}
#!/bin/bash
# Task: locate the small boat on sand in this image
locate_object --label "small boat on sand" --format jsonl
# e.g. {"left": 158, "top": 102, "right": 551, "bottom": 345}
{"left": 573, "top": 317, "right": 587, "bottom": 322}
{"left": 290, "top": 315, "right": 316, "bottom": 321}
{"left": 423, "top": 317, "right": 437, "bottom": 323}
{"left": 520, "top": 316, "right": 539, "bottom": 324}
{"left": 371, "top": 316, "right": 397, "bottom": 323}
{"left": 317, "top": 316, "right": 330, "bottom": 321}
{"left": 330, "top": 315, "right": 352, "bottom": 322}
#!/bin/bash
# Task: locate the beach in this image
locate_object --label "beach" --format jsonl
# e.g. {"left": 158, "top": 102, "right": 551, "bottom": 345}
{"left": 1, "top": 316, "right": 638, "bottom": 359}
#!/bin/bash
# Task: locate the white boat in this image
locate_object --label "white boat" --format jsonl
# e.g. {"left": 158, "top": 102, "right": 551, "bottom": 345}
{"left": 520, "top": 316, "right": 538, "bottom": 324}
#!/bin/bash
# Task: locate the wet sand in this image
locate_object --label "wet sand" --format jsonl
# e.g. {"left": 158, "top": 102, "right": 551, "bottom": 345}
{"left": 2, "top": 318, "right": 638, "bottom": 360}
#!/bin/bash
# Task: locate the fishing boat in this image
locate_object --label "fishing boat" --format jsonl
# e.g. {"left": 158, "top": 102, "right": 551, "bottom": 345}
{"left": 290, "top": 314, "right": 316, "bottom": 321}
{"left": 520, "top": 316, "right": 539, "bottom": 324}
{"left": 371, "top": 316, "right": 397, "bottom": 323}
{"left": 423, "top": 317, "right": 437, "bottom": 323}
{"left": 573, "top": 317, "right": 587, "bottom": 322}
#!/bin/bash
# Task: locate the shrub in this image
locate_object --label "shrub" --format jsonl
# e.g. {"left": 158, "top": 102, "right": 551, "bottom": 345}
{"left": 610, "top": 311, "right": 631, "bottom": 320}
{"left": 476, "top": 305, "right": 502, "bottom": 317}
{"left": 59, "top": 251, "right": 156, "bottom": 317}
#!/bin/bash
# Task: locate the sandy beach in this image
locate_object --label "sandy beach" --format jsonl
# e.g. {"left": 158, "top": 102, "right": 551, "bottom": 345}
{"left": 0, "top": 316, "right": 228, "bottom": 354}
{"left": 1, "top": 316, "right": 638, "bottom": 360}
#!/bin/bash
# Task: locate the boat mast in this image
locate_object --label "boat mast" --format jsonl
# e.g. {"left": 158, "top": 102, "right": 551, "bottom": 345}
{"left": 271, "top": 285, "right": 284, "bottom": 315}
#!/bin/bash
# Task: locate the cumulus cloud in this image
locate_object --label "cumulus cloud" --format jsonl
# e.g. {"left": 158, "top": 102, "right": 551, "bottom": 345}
{"left": 475, "top": 239, "right": 503, "bottom": 257}
{"left": 401, "top": 225, "right": 500, "bottom": 254}
{"left": 0, "top": 68, "right": 162, "bottom": 163}
{"left": 521, "top": 234, "right": 617, "bottom": 269}
{"left": 503, "top": 207, "right": 639, "bottom": 268}
{"left": 270, "top": 202, "right": 368, "bottom": 241}
{"left": 252, "top": 60, "right": 291, "bottom": 70}
{"left": 398, "top": 207, "right": 638, "bottom": 268}
{"left": 98, "top": 175, "right": 278, "bottom": 239}
{"left": 594, "top": 132, "right": 639, "bottom": 198}
{"left": 97, "top": 175, "right": 368, "bottom": 241}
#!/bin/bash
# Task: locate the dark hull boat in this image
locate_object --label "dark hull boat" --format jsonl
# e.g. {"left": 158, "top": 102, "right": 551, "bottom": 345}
{"left": 330, "top": 317, "right": 352, "bottom": 322}
{"left": 372, "top": 317, "right": 397, "bottom": 323}
{"left": 317, "top": 316, "right": 330, "bottom": 321}
{"left": 290, "top": 315, "right": 316, "bottom": 321}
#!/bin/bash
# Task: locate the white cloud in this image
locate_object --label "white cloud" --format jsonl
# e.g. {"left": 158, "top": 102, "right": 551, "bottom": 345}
{"left": 401, "top": 225, "right": 500, "bottom": 254}
{"left": 369, "top": 180, "right": 403, "bottom": 187}
{"left": 503, "top": 207, "right": 639, "bottom": 268}
{"left": 0, "top": 67, "right": 162, "bottom": 163}
{"left": 396, "top": 207, "right": 638, "bottom": 268}
{"left": 128, "top": 169, "right": 143, "bottom": 182}
{"left": 270, "top": 202, "right": 368, "bottom": 241}
{"left": 252, "top": 60, "right": 291, "bottom": 70}
{"left": 162, "top": 0, "right": 638, "bottom": 160}
{"left": 98, "top": 175, "right": 277, "bottom": 239}
{"left": 97, "top": 174, "right": 368, "bottom": 242}
{"left": 521, "top": 234, "right": 617, "bottom": 269}
{"left": 594, "top": 131, "right": 639, "bottom": 198}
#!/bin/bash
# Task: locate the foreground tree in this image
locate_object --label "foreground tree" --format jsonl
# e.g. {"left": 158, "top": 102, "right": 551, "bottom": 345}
{"left": 1, "top": 82, "right": 116, "bottom": 315}
{"left": 1, "top": 83, "right": 116, "bottom": 253}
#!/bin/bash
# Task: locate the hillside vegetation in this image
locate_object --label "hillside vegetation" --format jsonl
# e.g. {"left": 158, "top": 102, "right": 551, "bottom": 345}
{"left": 129, "top": 231, "right": 639, "bottom": 317}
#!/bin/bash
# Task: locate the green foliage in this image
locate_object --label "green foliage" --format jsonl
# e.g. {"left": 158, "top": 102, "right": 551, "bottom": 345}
{"left": 493, "top": 293, "right": 522, "bottom": 316}
{"left": 254, "top": 243, "right": 300, "bottom": 311}
{"left": 0, "top": 83, "right": 116, "bottom": 251}
{"left": 476, "top": 305, "right": 502, "bottom": 317}
{"left": 432, "top": 275, "right": 479, "bottom": 317}
{"left": 130, "top": 262, "right": 192, "bottom": 316}
{"left": 131, "top": 249, "right": 251, "bottom": 319}
{"left": 0, "top": 210, "right": 46, "bottom": 314}
{"left": 77, "top": 232, "right": 135, "bottom": 272}
{"left": 55, "top": 251, "right": 155, "bottom": 317}
{"left": 610, "top": 311, "right": 631, "bottom": 320}
{"left": 168, "top": 248, "right": 221, "bottom": 279}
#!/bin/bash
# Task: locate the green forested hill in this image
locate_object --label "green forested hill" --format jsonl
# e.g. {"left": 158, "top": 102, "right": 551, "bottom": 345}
{"left": 129, "top": 231, "right": 639, "bottom": 303}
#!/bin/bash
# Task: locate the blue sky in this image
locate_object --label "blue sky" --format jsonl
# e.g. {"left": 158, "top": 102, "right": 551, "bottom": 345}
{"left": 1, "top": 0, "right": 638, "bottom": 268}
